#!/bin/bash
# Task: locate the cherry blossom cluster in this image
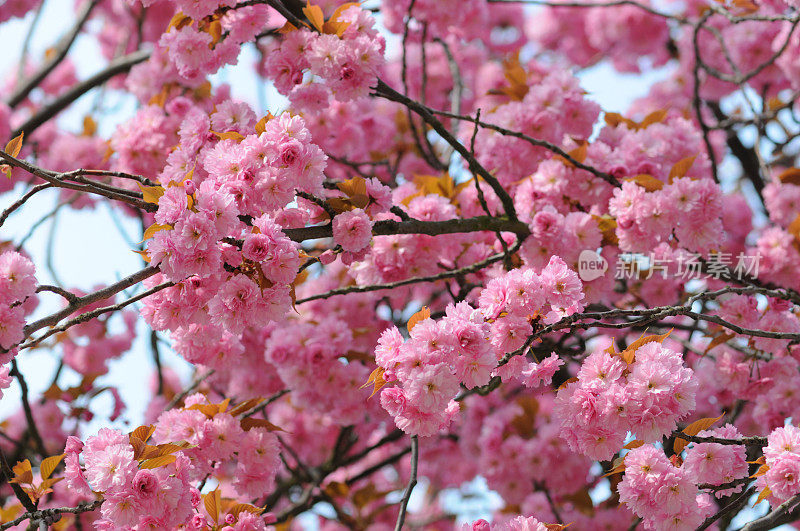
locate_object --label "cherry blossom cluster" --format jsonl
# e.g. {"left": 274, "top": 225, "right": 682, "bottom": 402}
{"left": 618, "top": 444, "right": 714, "bottom": 530}
{"left": 152, "top": 394, "right": 281, "bottom": 501}
{"left": 758, "top": 425, "right": 800, "bottom": 504}
{"left": 64, "top": 392, "right": 280, "bottom": 529}
{"left": 264, "top": 4, "right": 386, "bottom": 107}
{"left": 469, "top": 62, "right": 600, "bottom": 187}
{"left": 0, "top": 250, "right": 37, "bottom": 399}
{"left": 683, "top": 425, "right": 749, "bottom": 497}
{"left": 608, "top": 177, "right": 723, "bottom": 255}
{"left": 0, "top": 250, "right": 37, "bottom": 352}
{"left": 555, "top": 341, "right": 698, "bottom": 460}
{"left": 375, "top": 256, "right": 579, "bottom": 436}
{"left": 64, "top": 428, "right": 195, "bottom": 529}
{"left": 59, "top": 292, "right": 137, "bottom": 377}
{"left": 6, "top": 0, "right": 800, "bottom": 528}
{"left": 139, "top": 109, "right": 329, "bottom": 366}
{"left": 462, "top": 516, "right": 554, "bottom": 531}
{"left": 530, "top": 1, "right": 669, "bottom": 73}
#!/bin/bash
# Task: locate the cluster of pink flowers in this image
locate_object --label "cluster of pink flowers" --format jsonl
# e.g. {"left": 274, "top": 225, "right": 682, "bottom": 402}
{"left": 375, "top": 256, "right": 579, "bottom": 436}
{"left": 463, "top": 516, "right": 553, "bottom": 531}
{"left": 529, "top": 1, "right": 669, "bottom": 73}
{"left": 460, "top": 392, "right": 592, "bottom": 506}
{"left": 64, "top": 428, "right": 195, "bottom": 529}
{"left": 332, "top": 208, "right": 374, "bottom": 256}
{"left": 153, "top": 393, "right": 281, "bottom": 499}
{"left": 64, "top": 393, "right": 281, "bottom": 529}
{"left": 683, "top": 424, "right": 749, "bottom": 497}
{"left": 608, "top": 176, "right": 723, "bottom": 254}
{"left": 618, "top": 444, "right": 714, "bottom": 530}
{"left": 58, "top": 290, "right": 137, "bottom": 376}
{"left": 0, "top": 250, "right": 37, "bottom": 352}
{"left": 264, "top": 317, "right": 378, "bottom": 424}
{"left": 757, "top": 425, "right": 800, "bottom": 504}
{"left": 555, "top": 341, "right": 697, "bottom": 460}
{"left": 0, "top": 249, "right": 37, "bottom": 398}
{"left": 139, "top": 109, "right": 331, "bottom": 368}
{"left": 381, "top": 0, "right": 488, "bottom": 39}
{"left": 264, "top": 5, "right": 386, "bottom": 105}
{"left": 469, "top": 61, "right": 600, "bottom": 186}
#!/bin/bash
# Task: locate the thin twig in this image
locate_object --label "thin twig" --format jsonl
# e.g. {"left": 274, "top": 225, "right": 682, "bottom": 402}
{"left": 394, "top": 435, "right": 418, "bottom": 531}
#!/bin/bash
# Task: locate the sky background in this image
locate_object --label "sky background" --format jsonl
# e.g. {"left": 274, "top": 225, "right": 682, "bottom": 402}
{"left": 0, "top": 1, "right": 778, "bottom": 527}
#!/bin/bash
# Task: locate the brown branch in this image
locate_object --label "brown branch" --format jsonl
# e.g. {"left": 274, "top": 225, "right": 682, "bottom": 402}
{"left": 9, "top": 360, "right": 47, "bottom": 457}
{"left": 0, "top": 152, "right": 156, "bottom": 212}
{"left": 697, "top": 486, "right": 756, "bottom": 531}
{"left": 296, "top": 240, "right": 521, "bottom": 304}
{"left": 19, "top": 279, "right": 172, "bottom": 351}
{"left": 7, "top": 0, "right": 100, "bottom": 108}
{"left": 0, "top": 500, "right": 103, "bottom": 530}
{"left": 12, "top": 49, "right": 151, "bottom": 138}
{"left": 17, "top": 265, "right": 159, "bottom": 343}
{"left": 0, "top": 183, "right": 53, "bottom": 228}
{"left": 374, "top": 79, "right": 521, "bottom": 220}
{"left": 738, "top": 492, "right": 800, "bottom": 531}
{"left": 0, "top": 446, "right": 37, "bottom": 514}
{"left": 283, "top": 215, "right": 530, "bottom": 243}
{"left": 394, "top": 435, "right": 418, "bottom": 531}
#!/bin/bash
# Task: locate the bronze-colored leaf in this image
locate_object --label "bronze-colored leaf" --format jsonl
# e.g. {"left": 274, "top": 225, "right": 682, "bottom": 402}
{"left": 229, "top": 397, "right": 265, "bottom": 417}
{"left": 139, "top": 454, "right": 177, "bottom": 469}
{"left": 673, "top": 414, "right": 724, "bottom": 454}
{"left": 129, "top": 425, "right": 156, "bottom": 444}
{"left": 138, "top": 184, "right": 165, "bottom": 204}
{"left": 669, "top": 155, "right": 697, "bottom": 181}
{"left": 753, "top": 486, "right": 772, "bottom": 506}
{"left": 625, "top": 174, "right": 664, "bottom": 192}
{"left": 10, "top": 460, "right": 33, "bottom": 485}
{"left": 302, "top": 1, "right": 325, "bottom": 32}
{"left": 204, "top": 488, "right": 221, "bottom": 525}
{"left": 360, "top": 366, "right": 387, "bottom": 398}
{"left": 407, "top": 306, "right": 430, "bottom": 333}
{"left": 240, "top": 418, "right": 286, "bottom": 432}
{"left": 4, "top": 132, "right": 23, "bottom": 158}
{"left": 704, "top": 332, "right": 735, "bottom": 354}
{"left": 778, "top": 167, "right": 800, "bottom": 186}
{"left": 40, "top": 454, "right": 65, "bottom": 480}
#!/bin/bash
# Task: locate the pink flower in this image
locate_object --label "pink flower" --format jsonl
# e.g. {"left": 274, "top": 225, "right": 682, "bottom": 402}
{"left": 0, "top": 251, "right": 37, "bottom": 305}
{"left": 404, "top": 364, "right": 459, "bottom": 414}
{"left": 133, "top": 469, "right": 159, "bottom": 499}
{"left": 540, "top": 255, "right": 584, "bottom": 308}
{"left": 765, "top": 452, "right": 800, "bottom": 501}
{"left": 332, "top": 208, "right": 373, "bottom": 252}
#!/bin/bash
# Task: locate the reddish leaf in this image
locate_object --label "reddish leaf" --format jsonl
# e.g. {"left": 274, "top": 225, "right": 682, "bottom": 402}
{"left": 360, "top": 366, "right": 387, "bottom": 398}
{"left": 625, "top": 174, "right": 664, "bottom": 192}
{"left": 669, "top": 155, "right": 697, "bottom": 181}
{"left": 778, "top": 167, "right": 800, "bottom": 186}
{"left": 10, "top": 460, "right": 33, "bottom": 485}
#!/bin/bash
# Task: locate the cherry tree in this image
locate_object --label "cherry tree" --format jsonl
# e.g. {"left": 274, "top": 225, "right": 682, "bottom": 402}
{"left": 2, "top": 0, "right": 800, "bottom": 529}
